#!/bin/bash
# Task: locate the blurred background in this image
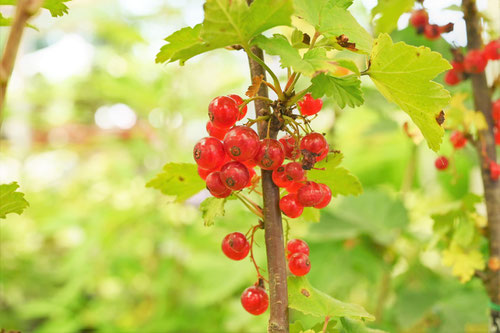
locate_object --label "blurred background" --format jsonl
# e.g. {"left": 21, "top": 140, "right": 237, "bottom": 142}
{"left": 1, "top": 0, "right": 498, "bottom": 332}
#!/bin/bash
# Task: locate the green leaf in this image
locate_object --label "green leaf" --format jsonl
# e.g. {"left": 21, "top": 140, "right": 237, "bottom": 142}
{"left": 339, "top": 317, "right": 387, "bottom": 333}
{"left": 253, "top": 34, "right": 343, "bottom": 77}
{"left": 308, "top": 152, "right": 362, "bottom": 197}
{"left": 43, "top": 0, "right": 70, "bottom": 17}
{"left": 442, "top": 242, "right": 485, "bottom": 283}
{"left": 310, "top": 74, "right": 363, "bottom": 108}
{"left": 371, "top": 0, "right": 415, "bottom": 35}
{"left": 288, "top": 276, "right": 374, "bottom": 320}
{"left": 199, "top": 197, "right": 226, "bottom": 226}
{"left": 156, "top": 25, "right": 219, "bottom": 65}
{"left": 146, "top": 163, "right": 206, "bottom": 202}
{"left": 201, "top": 0, "right": 293, "bottom": 48}
{"left": 0, "top": 182, "right": 29, "bottom": 219}
{"left": 294, "top": 207, "right": 321, "bottom": 223}
{"left": 368, "top": 33, "right": 451, "bottom": 151}
{"left": 293, "top": 0, "right": 373, "bottom": 53}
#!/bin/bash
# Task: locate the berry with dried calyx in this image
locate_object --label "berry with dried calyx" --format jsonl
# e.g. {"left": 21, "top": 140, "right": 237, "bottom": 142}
{"left": 272, "top": 166, "right": 293, "bottom": 188}
{"left": 300, "top": 133, "right": 328, "bottom": 156}
{"left": 220, "top": 161, "right": 250, "bottom": 191}
{"left": 279, "top": 193, "right": 304, "bottom": 218}
{"left": 288, "top": 253, "right": 311, "bottom": 276}
{"left": 223, "top": 126, "right": 260, "bottom": 162}
{"left": 287, "top": 239, "right": 309, "bottom": 259}
{"left": 241, "top": 285, "right": 269, "bottom": 315}
{"left": 208, "top": 96, "right": 240, "bottom": 129}
{"left": 193, "top": 137, "right": 226, "bottom": 170}
{"left": 424, "top": 24, "right": 441, "bottom": 40}
{"left": 285, "top": 162, "right": 305, "bottom": 182}
{"left": 222, "top": 232, "right": 249, "bottom": 260}
{"left": 254, "top": 139, "right": 285, "bottom": 170}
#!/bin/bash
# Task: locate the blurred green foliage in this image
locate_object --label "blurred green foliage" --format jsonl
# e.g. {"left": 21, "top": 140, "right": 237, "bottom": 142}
{"left": 0, "top": 0, "right": 491, "bottom": 332}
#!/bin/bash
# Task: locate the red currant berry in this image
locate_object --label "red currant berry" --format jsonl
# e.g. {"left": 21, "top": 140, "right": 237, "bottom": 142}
{"left": 223, "top": 126, "right": 260, "bottom": 161}
{"left": 464, "top": 50, "right": 487, "bottom": 73}
{"left": 286, "top": 181, "right": 305, "bottom": 194}
{"left": 424, "top": 24, "right": 441, "bottom": 40}
{"left": 241, "top": 286, "right": 269, "bottom": 315}
{"left": 244, "top": 159, "right": 257, "bottom": 169}
{"left": 288, "top": 253, "right": 311, "bottom": 276}
{"left": 317, "top": 144, "right": 329, "bottom": 162}
{"left": 206, "top": 121, "right": 228, "bottom": 140}
{"left": 279, "top": 193, "right": 304, "bottom": 218}
{"left": 272, "top": 166, "right": 293, "bottom": 188}
{"left": 279, "top": 135, "right": 300, "bottom": 160}
{"left": 197, "top": 166, "right": 211, "bottom": 180}
{"left": 206, "top": 171, "right": 230, "bottom": 195}
{"left": 193, "top": 137, "right": 226, "bottom": 170}
{"left": 493, "top": 162, "right": 500, "bottom": 183}
{"left": 287, "top": 239, "right": 309, "bottom": 259}
{"left": 444, "top": 69, "right": 461, "bottom": 86}
{"left": 297, "top": 181, "right": 324, "bottom": 207}
{"left": 314, "top": 184, "right": 332, "bottom": 209}
{"left": 254, "top": 139, "right": 285, "bottom": 170}
{"left": 490, "top": 161, "right": 500, "bottom": 181}
{"left": 300, "top": 133, "right": 328, "bottom": 156}
{"left": 208, "top": 96, "right": 239, "bottom": 129}
{"left": 409, "top": 9, "right": 428, "bottom": 29}
{"left": 434, "top": 156, "right": 449, "bottom": 171}
{"left": 285, "top": 162, "right": 305, "bottom": 181}
{"left": 495, "top": 129, "right": 500, "bottom": 146}
{"left": 493, "top": 99, "right": 500, "bottom": 121}
{"left": 228, "top": 94, "right": 247, "bottom": 120}
{"left": 450, "top": 131, "right": 467, "bottom": 149}
{"left": 220, "top": 161, "right": 250, "bottom": 191}
{"left": 297, "top": 93, "right": 323, "bottom": 116}
{"left": 483, "top": 40, "right": 500, "bottom": 61}
{"left": 451, "top": 60, "right": 465, "bottom": 73}
{"left": 222, "top": 232, "right": 250, "bottom": 260}
{"left": 213, "top": 188, "right": 232, "bottom": 198}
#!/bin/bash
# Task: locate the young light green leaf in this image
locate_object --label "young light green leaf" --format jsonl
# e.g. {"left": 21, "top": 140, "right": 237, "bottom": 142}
{"left": 146, "top": 163, "right": 206, "bottom": 202}
{"left": 294, "top": 0, "right": 373, "bottom": 53}
{"left": 201, "top": 0, "right": 293, "bottom": 48}
{"left": 371, "top": 0, "right": 415, "bottom": 35}
{"left": 0, "top": 182, "right": 29, "bottom": 219}
{"left": 43, "top": 0, "right": 71, "bottom": 17}
{"left": 368, "top": 34, "right": 451, "bottom": 151}
{"left": 310, "top": 74, "right": 363, "bottom": 108}
{"left": 156, "top": 25, "right": 219, "bottom": 64}
{"left": 200, "top": 197, "right": 226, "bottom": 226}
{"left": 288, "top": 276, "right": 375, "bottom": 320}
{"left": 339, "top": 317, "right": 387, "bottom": 333}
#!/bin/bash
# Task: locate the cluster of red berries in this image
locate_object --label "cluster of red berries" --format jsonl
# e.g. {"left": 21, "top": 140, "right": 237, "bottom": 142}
{"left": 287, "top": 239, "right": 311, "bottom": 276}
{"left": 493, "top": 99, "right": 500, "bottom": 146}
{"left": 445, "top": 41, "right": 500, "bottom": 86}
{"left": 409, "top": 9, "right": 454, "bottom": 41}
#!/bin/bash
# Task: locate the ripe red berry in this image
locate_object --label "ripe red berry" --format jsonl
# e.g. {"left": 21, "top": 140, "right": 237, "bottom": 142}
{"left": 288, "top": 253, "right": 311, "bottom": 276}
{"left": 314, "top": 184, "right": 332, "bottom": 209}
{"left": 483, "top": 40, "right": 500, "bottom": 61}
{"left": 444, "top": 69, "right": 461, "bottom": 86}
{"left": 222, "top": 232, "right": 250, "bottom": 260}
{"left": 464, "top": 50, "right": 487, "bottom": 73}
{"left": 223, "top": 126, "right": 260, "bottom": 162}
{"left": 241, "top": 286, "right": 269, "bottom": 315}
{"left": 286, "top": 181, "right": 305, "bottom": 194}
{"left": 193, "top": 137, "right": 226, "bottom": 170}
{"left": 279, "top": 193, "right": 304, "bottom": 218}
{"left": 450, "top": 131, "right": 467, "bottom": 149}
{"left": 220, "top": 161, "right": 250, "bottom": 191}
{"left": 451, "top": 60, "right": 465, "bottom": 73}
{"left": 424, "top": 24, "right": 441, "bottom": 40}
{"left": 317, "top": 144, "right": 329, "bottom": 162}
{"left": 297, "top": 182, "right": 324, "bottom": 207}
{"left": 495, "top": 129, "right": 500, "bottom": 146}
{"left": 197, "top": 166, "right": 211, "bottom": 180}
{"left": 435, "top": 156, "right": 449, "bottom": 171}
{"left": 279, "top": 135, "right": 300, "bottom": 160}
{"left": 228, "top": 94, "right": 247, "bottom": 120}
{"left": 206, "top": 121, "right": 228, "bottom": 140}
{"left": 409, "top": 9, "right": 428, "bottom": 29}
{"left": 254, "top": 139, "right": 285, "bottom": 170}
{"left": 206, "top": 171, "right": 229, "bottom": 194}
{"left": 493, "top": 99, "right": 500, "bottom": 121}
{"left": 490, "top": 161, "right": 500, "bottom": 181}
{"left": 287, "top": 239, "right": 309, "bottom": 259}
{"left": 300, "top": 133, "right": 328, "bottom": 156}
{"left": 208, "top": 96, "right": 239, "bottom": 129}
{"left": 285, "top": 162, "right": 305, "bottom": 182}
{"left": 298, "top": 93, "right": 323, "bottom": 116}
{"left": 272, "top": 166, "right": 293, "bottom": 188}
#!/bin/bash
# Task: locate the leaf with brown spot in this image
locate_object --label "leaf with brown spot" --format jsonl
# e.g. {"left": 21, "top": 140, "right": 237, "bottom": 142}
{"left": 246, "top": 74, "right": 264, "bottom": 98}
{"left": 436, "top": 110, "right": 445, "bottom": 126}
{"left": 336, "top": 34, "right": 358, "bottom": 51}
{"left": 146, "top": 163, "right": 205, "bottom": 202}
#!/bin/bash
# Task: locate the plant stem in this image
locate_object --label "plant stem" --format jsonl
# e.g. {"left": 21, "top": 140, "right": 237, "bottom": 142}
{"left": 246, "top": 44, "right": 289, "bottom": 332}
{"left": 462, "top": 0, "right": 500, "bottom": 331}
{"left": 0, "top": 0, "right": 44, "bottom": 118}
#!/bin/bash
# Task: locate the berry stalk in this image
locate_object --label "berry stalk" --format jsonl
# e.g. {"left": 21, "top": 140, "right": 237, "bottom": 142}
{"left": 462, "top": 0, "right": 500, "bottom": 331}
{"left": 246, "top": 44, "right": 289, "bottom": 333}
